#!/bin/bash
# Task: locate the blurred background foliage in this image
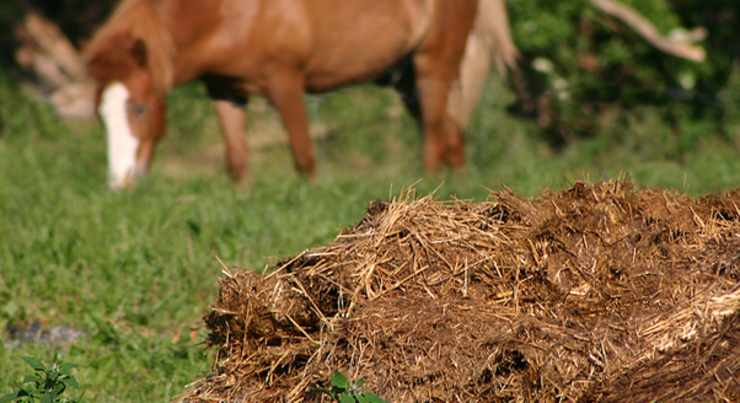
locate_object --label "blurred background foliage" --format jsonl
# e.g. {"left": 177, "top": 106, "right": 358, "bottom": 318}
{"left": 0, "top": 0, "right": 115, "bottom": 65}
{"left": 506, "top": 0, "right": 740, "bottom": 150}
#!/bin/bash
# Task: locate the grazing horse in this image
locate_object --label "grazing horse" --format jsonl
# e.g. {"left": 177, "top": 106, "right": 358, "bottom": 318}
{"left": 85, "top": 0, "right": 517, "bottom": 188}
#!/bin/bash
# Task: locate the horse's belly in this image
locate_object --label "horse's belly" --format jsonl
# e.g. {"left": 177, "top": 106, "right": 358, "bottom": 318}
{"left": 302, "top": 0, "right": 431, "bottom": 92}
{"left": 304, "top": 56, "right": 404, "bottom": 93}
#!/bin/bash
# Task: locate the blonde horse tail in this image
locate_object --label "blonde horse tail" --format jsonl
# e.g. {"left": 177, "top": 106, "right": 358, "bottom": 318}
{"left": 448, "top": 0, "right": 519, "bottom": 128}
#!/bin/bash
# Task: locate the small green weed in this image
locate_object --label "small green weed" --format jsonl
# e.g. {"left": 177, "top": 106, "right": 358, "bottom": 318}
{"left": 313, "top": 370, "right": 389, "bottom": 403}
{"left": 0, "top": 357, "right": 82, "bottom": 403}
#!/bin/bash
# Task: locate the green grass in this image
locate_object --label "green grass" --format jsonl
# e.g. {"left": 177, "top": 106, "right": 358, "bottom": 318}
{"left": 1, "top": 68, "right": 740, "bottom": 402}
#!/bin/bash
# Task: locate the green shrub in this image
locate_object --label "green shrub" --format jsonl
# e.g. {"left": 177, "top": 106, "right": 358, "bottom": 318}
{"left": 1, "top": 357, "right": 82, "bottom": 403}
{"left": 507, "top": 0, "right": 740, "bottom": 149}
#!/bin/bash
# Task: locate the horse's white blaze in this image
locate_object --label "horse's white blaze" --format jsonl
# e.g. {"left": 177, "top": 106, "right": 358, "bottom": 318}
{"left": 99, "top": 82, "right": 140, "bottom": 188}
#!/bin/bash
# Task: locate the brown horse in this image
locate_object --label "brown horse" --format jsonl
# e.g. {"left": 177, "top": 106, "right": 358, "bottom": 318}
{"left": 85, "top": 0, "right": 517, "bottom": 187}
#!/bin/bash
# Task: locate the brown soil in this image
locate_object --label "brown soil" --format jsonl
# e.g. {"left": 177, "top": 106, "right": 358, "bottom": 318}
{"left": 179, "top": 180, "right": 740, "bottom": 403}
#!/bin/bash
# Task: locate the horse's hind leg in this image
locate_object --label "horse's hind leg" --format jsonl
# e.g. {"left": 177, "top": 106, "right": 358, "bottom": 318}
{"left": 394, "top": 60, "right": 461, "bottom": 171}
{"left": 415, "top": 77, "right": 466, "bottom": 171}
{"left": 214, "top": 100, "right": 249, "bottom": 182}
{"left": 413, "top": 1, "right": 477, "bottom": 171}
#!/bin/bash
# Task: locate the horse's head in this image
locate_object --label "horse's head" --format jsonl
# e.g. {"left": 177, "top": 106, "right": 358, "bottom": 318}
{"left": 87, "top": 36, "right": 168, "bottom": 188}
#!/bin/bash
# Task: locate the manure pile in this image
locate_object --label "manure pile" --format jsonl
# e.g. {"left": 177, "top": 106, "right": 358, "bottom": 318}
{"left": 180, "top": 181, "right": 740, "bottom": 403}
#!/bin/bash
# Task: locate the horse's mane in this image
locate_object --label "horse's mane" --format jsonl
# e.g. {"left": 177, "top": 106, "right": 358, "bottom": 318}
{"left": 84, "top": 0, "right": 176, "bottom": 95}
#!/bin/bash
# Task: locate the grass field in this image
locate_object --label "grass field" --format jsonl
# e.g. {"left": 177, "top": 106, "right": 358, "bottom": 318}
{"left": 2, "top": 68, "right": 740, "bottom": 402}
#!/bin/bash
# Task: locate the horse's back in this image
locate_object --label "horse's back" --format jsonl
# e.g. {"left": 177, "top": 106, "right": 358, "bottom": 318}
{"left": 173, "top": 0, "right": 477, "bottom": 92}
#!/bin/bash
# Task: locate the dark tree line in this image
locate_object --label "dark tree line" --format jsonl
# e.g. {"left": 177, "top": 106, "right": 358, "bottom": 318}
{"left": 0, "top": 0, "right": 117, "bottom": 67}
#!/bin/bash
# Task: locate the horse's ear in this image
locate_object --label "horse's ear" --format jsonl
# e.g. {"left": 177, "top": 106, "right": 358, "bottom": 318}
{"left": 130, "top": 38, "right": 148, "bottom": 69}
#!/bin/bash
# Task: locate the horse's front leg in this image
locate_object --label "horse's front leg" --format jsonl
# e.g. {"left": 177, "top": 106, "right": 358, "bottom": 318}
{"left": 214, "top": 100, "right": 248, "bottom": 182}
{"left": 266, "top": 72, "right": 316, "bottom": 176}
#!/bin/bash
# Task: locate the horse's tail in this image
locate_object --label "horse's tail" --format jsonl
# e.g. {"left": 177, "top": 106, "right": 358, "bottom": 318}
{"left": 448, "top": 0, "right": 519, "bottom": 128}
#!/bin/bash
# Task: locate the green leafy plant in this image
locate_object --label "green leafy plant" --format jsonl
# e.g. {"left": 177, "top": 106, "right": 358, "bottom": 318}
{"left": 313, "top": 370, "right": 389, "bottom": 403}
{"left": 0, "top": 357, "right": 82, "bottom": 403}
